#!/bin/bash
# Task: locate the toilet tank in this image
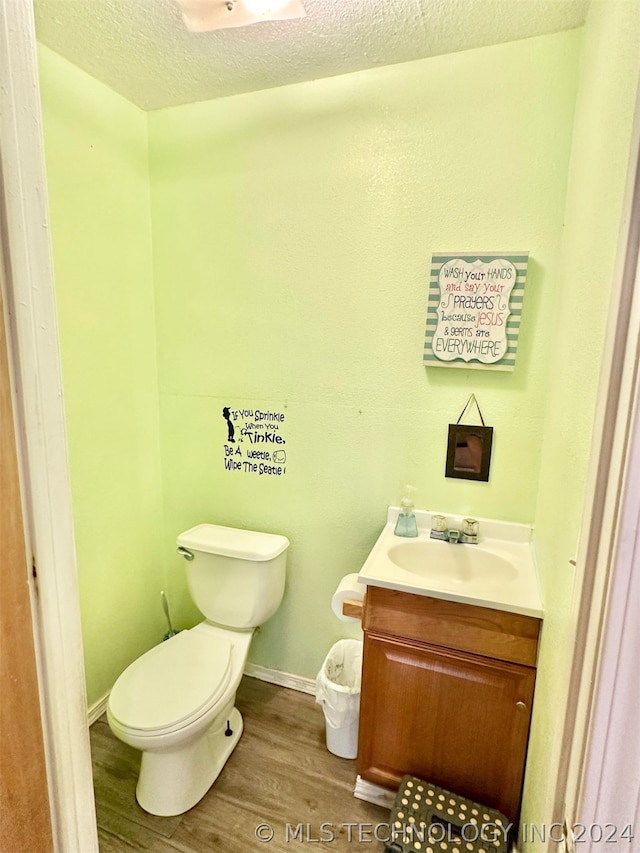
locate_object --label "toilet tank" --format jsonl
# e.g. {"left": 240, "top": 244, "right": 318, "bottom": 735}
{"left": 176, "top": 524, "right": 289, "bottom": 629}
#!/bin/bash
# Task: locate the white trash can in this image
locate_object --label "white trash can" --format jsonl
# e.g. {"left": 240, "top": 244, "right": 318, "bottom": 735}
{"left": 315, "top": 639, "right": 363, "bottom": 759}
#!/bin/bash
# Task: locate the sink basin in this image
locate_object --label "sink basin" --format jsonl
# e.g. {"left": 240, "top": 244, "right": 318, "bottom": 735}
{"left": 357, "top": 509, "right": 543, "bottom": 617}
{"left": 387, "top": 540, "right": 517, "bottom": 585}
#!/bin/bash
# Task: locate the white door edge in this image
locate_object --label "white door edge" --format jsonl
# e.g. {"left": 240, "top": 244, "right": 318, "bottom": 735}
{"left": 0, "top": 2, "right": 98, "bottom": 851}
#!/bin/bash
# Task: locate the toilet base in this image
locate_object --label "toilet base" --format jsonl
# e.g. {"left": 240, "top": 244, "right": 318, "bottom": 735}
{"left": 136, "top": 704, "right": 243, "bottom": 816}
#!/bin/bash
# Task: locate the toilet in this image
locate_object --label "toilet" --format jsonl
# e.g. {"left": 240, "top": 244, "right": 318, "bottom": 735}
{"left": 107, "top": 523, "right": 289, "bottom": 817}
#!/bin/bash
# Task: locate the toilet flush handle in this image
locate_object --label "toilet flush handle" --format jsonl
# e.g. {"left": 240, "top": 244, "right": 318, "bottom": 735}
{"left": 177, "top": 546, "right": 195, "bottom": 561}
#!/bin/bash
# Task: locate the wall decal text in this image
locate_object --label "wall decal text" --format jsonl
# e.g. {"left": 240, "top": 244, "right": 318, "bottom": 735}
{"left": 222, "top": 406, "right": 288, "bottom": 476}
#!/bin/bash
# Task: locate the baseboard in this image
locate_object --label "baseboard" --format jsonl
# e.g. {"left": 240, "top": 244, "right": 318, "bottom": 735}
{"left": 353, "top": 775, "right": 396, "bottom": 808}
{"left": 244, "top": 662, "right": 316, "bottom": 695}
{"left": 87, "top": 692, "right": 110, "bottom": 726}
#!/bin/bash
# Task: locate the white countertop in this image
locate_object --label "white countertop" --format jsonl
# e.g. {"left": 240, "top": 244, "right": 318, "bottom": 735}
{"left": 357, "top": 508, "right": 543, "bottom": 618}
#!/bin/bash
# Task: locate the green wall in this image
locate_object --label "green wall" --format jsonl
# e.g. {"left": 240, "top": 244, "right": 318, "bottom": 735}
{"left": 39, "top": 30, "right": 585, "bottom": 704}
{"left": 148, "top": 30, "right": 581, "bottom": 677}
{"left": 522, "top": 0, "right": 640, "bottom": 844}
{"left": 38, "top": 45, "right": 166, "bottom": 707}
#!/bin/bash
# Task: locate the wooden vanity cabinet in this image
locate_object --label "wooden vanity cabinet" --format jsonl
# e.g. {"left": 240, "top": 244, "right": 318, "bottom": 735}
{"left": 357, "top": 586, "right": 541, "bottom": 823}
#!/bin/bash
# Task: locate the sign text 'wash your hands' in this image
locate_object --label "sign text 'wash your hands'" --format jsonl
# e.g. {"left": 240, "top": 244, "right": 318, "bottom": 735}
{"left": 423, "top": 252, "right": 528, "bottom": 371}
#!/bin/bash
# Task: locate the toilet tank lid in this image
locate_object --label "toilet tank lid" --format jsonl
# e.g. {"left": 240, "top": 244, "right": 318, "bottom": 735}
{"left": 177, "top": 523, "right": 289, "bottom": 561}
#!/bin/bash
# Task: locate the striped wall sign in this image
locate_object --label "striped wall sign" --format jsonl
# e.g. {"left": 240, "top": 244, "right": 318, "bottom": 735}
{"left": 424, "top": 252, "right": 529, "bottom": 371}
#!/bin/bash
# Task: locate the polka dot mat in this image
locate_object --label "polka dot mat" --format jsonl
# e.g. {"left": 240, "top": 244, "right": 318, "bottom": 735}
{"left": 384, "top": 775, "right": 509, "bottom": 853}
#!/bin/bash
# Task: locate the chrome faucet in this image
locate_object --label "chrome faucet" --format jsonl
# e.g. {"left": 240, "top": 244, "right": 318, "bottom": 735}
{"left": 430, "top": 516, "right": 479, "bottom": 544}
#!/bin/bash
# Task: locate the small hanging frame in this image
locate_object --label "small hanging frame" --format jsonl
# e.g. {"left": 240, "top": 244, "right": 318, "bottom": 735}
{"left": 446, "top": 394, "right": 493, "bottom": 482}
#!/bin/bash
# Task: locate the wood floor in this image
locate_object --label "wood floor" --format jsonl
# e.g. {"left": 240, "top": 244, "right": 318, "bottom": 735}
{"left": 91, "top": 677, "right": 389, "bottom": 852}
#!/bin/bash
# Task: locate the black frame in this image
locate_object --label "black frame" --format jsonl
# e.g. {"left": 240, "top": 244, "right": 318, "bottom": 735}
{"left": 446, "top": 424, "right": 493, "bottom": 482}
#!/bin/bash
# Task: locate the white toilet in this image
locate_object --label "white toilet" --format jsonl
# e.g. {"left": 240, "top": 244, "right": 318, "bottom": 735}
{"left": 107, "top": 523, "right": 289, "bottom": 817}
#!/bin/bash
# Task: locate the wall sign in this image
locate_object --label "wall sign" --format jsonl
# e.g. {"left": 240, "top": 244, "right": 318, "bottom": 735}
{"left": 222, "top": 405, "right": 287, "bottom": 477}
{"left": 423, "top": 252, "right": 528, "bottom": 371}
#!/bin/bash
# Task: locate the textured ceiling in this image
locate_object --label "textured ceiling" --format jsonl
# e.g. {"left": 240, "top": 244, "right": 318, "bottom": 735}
{"left": 35, "top": 0, "right": 589, "bottom": 111}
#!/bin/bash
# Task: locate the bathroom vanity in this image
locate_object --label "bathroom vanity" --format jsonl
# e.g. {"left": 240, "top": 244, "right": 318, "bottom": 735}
{"left": 355, "top": 510, "right": 543, "bottom": 823}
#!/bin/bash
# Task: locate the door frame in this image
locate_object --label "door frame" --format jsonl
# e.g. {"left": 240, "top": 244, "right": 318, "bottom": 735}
{"left": 0, "top": 1, "right": 98, "bottom": 851}
{"left": 0, "top": 214, "right": 53, "bottom": 851}
{"left": 551, "top": 85, "right": 640, "bottom": 844}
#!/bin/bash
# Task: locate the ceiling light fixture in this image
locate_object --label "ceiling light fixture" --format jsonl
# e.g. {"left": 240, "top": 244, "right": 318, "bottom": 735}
{"left": 175, "top": 0, "right": 306, "bottom": 32}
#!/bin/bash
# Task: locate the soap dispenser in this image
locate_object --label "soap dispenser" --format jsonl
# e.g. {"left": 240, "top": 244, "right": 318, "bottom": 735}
{"left": 394, "top": 486, "right": 419, "bottom": 538}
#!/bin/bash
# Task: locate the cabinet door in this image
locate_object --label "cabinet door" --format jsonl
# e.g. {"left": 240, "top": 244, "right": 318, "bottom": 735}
{"left": 357, "top": 633, "right": 535, "bottom": 822}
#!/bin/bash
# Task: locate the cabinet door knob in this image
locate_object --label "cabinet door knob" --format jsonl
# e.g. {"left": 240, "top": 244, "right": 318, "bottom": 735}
{"left": 516, "top": 701, "right": 527, "bottom": 709}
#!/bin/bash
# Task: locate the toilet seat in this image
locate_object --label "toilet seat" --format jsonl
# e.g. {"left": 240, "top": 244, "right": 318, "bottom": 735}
{"left": 108, "top": 629, "right": 232, "bottom": 735}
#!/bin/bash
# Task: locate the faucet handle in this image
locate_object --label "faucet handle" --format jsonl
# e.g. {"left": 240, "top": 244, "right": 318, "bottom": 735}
{"left": 429, "top": 514, "right": 449, "bottom": 541}
{"left": 432, "top": 514, "right": 448, "bottom": 533}
{"left": 461, "top": 518, "right": 479, "bottom": 544}
{"left": 462, "top": 518, "right": 479, "bottom": 536}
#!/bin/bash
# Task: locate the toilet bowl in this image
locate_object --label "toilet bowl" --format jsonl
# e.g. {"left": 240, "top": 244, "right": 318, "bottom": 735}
{"left": 107, "top": 524, "right": 288, "bottom": 816}
{"left": 107, "top": 622, "right": 252, "bottom": 816}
